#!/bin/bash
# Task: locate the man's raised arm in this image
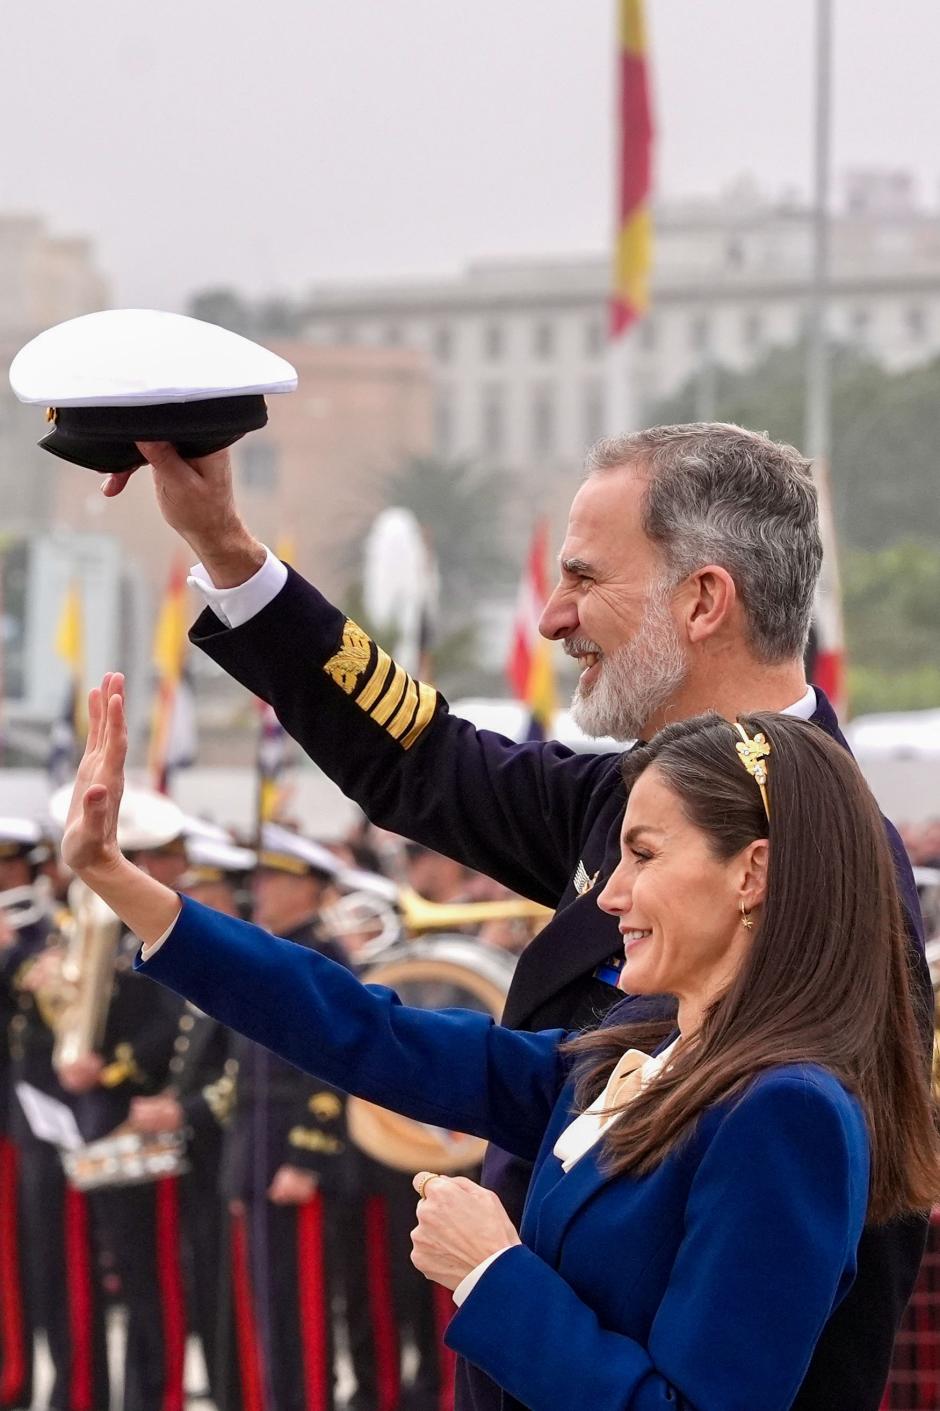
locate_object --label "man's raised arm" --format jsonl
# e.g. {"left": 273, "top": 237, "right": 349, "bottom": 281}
{"left": 121, "top": 442, "right": 617, "bottom": 908}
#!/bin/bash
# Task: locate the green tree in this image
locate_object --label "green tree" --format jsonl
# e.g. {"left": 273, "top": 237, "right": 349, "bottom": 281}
{"left": 652, "top": 344, "right": 940, "bottom": 550}
{"left": 843, "top": 540, "right": 940, "bottom": 714}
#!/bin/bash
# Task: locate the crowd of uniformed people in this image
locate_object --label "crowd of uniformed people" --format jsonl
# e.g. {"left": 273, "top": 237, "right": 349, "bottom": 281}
{"left": 0, "top": 803, "right": 538, "bottom": 1411}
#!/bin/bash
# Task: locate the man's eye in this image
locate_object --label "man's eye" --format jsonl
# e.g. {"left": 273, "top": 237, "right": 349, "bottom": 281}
{"left": 629, "top": 848, "right": 652, "bottom": 863}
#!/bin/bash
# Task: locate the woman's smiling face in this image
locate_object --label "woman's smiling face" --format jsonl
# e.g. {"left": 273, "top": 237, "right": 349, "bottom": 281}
{"left": 597, "top": 765, "right": 763, "bottom": 1019}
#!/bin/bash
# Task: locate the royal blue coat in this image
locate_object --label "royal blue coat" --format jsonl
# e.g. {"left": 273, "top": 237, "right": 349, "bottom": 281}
{"left": 137, "top": 897, "right": 870, "bottom": 1411}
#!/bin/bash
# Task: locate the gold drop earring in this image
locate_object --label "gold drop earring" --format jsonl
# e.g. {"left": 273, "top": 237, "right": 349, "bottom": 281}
{"left": 740, "top": 900, "right": 753, "bottom": 930}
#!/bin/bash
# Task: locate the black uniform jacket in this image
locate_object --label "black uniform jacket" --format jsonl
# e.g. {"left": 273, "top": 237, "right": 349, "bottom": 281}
{"left": 220, "top": 918, "right": 351, "bottom": 1201}
{"left": 190, "top": 565, "right": 932, "bottom": 1411}
{"left": 76, "top": 929, "right": 184, "bottom": 1143}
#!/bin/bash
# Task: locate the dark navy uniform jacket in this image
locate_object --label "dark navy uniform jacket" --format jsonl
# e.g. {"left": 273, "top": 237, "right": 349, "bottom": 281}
{"left": 220, "top": 918, "right": 351, "bottom": 1200}
{"left": 138, "top": 897, "right": 872, "bottom": 1411}
{"left": 189, "top": 565, "right": 931, "bottom": 1411}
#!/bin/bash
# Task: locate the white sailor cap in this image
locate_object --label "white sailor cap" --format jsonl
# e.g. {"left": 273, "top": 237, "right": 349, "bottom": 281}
{"left": 0, "top": 818, "right": 43, "bottom": 862}
{"left": 258, "top": 823, "right": 342, "bottom": 881}
{"left": 9, "top": 308, "right": 297, "bottom": 473}
{"left": 48, "top": 782, "right": 185, "bottom": 854}
{"left": 181, "top": 836, "right": 257, "bottom": 888}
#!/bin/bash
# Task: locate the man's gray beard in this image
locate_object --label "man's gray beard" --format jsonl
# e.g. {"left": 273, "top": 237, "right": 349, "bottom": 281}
{"left": 570, "top": 586, "right": 688, "bottom": 742}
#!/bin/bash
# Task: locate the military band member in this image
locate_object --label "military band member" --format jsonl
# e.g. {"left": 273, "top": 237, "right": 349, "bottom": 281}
{"left": 218, "top": 825, "right": 351, "bottom": 1411}
{"left": 125, "top": 422, "right": 931, "bottom": 1411}
{"left": 127, "top": 835, "right": 253, "bottom": 1407}
{"left": 0, "top": 820, "right": 51, "bottom": 1410}
{"left": 4, "top": 821, "right": 110, "bottom": 1411}
{"left": 57, "top": 793, "right": 187, "bottom": 1411}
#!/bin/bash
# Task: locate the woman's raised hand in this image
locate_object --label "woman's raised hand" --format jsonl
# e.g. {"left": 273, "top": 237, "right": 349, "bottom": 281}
{"left": 60, "top": 673, "right": 128, "bottom": 877}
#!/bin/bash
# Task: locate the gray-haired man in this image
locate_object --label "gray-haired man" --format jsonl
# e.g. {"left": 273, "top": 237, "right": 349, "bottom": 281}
{"left": 109, "top": 421, "right": 930, "bottom": 1411}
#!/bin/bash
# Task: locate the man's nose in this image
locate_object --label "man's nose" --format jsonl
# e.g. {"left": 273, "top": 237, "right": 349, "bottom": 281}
{"left": 539, "top": 583, "right": 578, "bottom": 641}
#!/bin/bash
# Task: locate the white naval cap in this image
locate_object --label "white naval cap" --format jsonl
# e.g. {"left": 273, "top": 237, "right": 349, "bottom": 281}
{"left": 48, "top": 782, "right": 185, "bottom": 854}
{"left": 0, "top": 818, "right": 43, "bottom": 861}
{"left": 181, "top": 835, "right": 257, "bottom": 887}
{"left": 258, "top": 823, "right": 343, "bottom": 881}
{"left": 9, "top": 308, "right": 297, "bottom": 473}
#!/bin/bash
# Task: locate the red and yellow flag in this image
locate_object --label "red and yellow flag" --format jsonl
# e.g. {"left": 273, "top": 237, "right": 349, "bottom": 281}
{"left": 148, "top": 557, "right": 192, "bottom": 793}
{"left": 507, "top": 519, "right": 557, "bottom": 738}
{"left": 610, "top": 0, "right": 654, "bottom": 339}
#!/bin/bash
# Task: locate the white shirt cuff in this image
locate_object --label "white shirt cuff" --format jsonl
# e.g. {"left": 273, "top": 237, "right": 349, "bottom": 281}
{"left": 452, "top": 1246, "right": 514, "bottom": 1307}
{"left": 187, "top": 546, "right": 288, "bottom": 629}
{"left": 140, "top": 906, "right": 184, "bottom": 962}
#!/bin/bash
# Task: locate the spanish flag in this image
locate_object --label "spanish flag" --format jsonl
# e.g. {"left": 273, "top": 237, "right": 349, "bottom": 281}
{"left": 610, "top": 0, "right": 654, "bottom": 339}
{"left": 507, "top": 520, "right": 557, "bottom": 740}
{"left": 148, "top": 558, "right": 195, "bottom": 793}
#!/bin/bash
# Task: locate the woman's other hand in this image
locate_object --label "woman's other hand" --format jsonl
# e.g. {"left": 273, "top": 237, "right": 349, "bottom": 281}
{"left": 61, "top": 673, "right": 128, "bottom": 878}
{"left": 410, "top": 1173, "right": 521, "bottom": 1291}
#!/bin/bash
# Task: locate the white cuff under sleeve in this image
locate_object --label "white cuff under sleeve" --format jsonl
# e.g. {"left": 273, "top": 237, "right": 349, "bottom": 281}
{"left": 452, "top": 1247, "right": 514, "bottom": 1307}
{"left": 140, "top": 906, "right": 184, "bottom": 962}
{"left": 187, "top": 547, "right": 288, "bottom": 629}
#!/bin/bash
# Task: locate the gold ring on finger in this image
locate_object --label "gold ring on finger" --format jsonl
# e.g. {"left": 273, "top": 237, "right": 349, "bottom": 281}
{"left": 417, "top": 1172, "right": 441, "bottom": 1201}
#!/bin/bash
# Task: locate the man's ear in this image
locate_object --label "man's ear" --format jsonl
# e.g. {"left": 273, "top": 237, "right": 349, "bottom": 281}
{"left": 683, "top": 566, "right": 737, "bottom": 644}
{"left": 739, "top": 839, "right": 769, "bottom": 912}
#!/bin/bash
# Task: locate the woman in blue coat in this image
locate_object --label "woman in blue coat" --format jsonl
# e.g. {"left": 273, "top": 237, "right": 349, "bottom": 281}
{"left": 63, "top": 675, "right": 939, "bottom": 1411}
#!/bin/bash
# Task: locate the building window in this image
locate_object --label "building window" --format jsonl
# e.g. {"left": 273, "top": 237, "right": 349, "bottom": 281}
{"left": 384, "top": 323, "right": 402, "bottom": 346}
{"left": 333, "top": 321, "right": 358, "bottom": 345}
{"left": 583, "top": 382, "right": 605, "bottom": 447}
{"left": 531, "top": 383, "right": 555, "bottom": 456}
{"left": 585, "top": 318, "right": 604, "bottom": 358}
{"left": 483, "top": 322, "right": 504, "bottom": 361}
{"left": 481, "top": 385, "right": 505, "bottom": 458}
{"left": 433, "top": 325, "right": 453, "bottom": 363}
{"left": 434, "top": 393, "right": 453, "bottom": 455}
{"left": 240, "top": 442, "right": 279, "bottom": 491}
{"left": 743, "top": 311, "right": 763, "bottom": 348}
{"left": 690, "top": 315, "right": 711, "bottom": 353}
{"left": 905, "top": 304, "right": 926, "bottom": 341}
{"left": 532, "top": 320, "right": 555, "bottom": 359}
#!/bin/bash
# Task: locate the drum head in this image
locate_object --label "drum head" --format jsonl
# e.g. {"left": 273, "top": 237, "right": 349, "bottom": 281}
{"left": 347, "top": 939, "right": 514, "bottom": 1173}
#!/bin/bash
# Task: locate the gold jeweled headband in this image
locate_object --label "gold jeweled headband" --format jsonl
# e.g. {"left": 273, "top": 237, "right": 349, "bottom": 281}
{"left": 734, "top": 723, "right": 771, "bottom": 822}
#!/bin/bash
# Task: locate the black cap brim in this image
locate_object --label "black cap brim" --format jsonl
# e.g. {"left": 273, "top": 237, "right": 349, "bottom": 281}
{"left": 39, "top": 395, "right": 268, "bottom": 473}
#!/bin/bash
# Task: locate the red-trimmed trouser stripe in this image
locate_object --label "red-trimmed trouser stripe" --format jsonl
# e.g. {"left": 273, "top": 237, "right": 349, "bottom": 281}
{"left": 155, "top": 1177, "right": 186, "bottom": 1411}
{"left": 230, "top": 1210, "right": 266, "bottom": 1411}
{"left": 433, "top": 1282, "right": 456, "bottom": 1411}
{"left": 297, "top": 1195, "right": 330, "bottom": 1410}
{"left": 364, "top": 1195, "right": 400, "bottom": 1411}
{"left": 0, "top": 1138, "right": 27, "bottom": 1406}
{"left": 64, "top": 1186, "right": 95, "bottom": 1411}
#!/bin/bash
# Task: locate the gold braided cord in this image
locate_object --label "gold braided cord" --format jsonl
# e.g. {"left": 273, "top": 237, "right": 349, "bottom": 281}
{"left": 734, "top": 723, "right": 771, "bottom": 822}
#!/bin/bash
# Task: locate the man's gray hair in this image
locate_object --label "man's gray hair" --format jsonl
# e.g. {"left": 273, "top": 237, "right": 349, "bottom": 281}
{"left": 586, "top": 422, "right": 822, "bottom": 663}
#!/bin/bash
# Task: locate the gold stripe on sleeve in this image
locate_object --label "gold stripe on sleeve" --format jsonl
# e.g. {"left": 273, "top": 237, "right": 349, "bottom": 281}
{"left": 356, "top": 649, "right": 393, "bottom": 713}
{"left": 400, "top": 682, "right": 439, "bottom": 750}
{"left": 371, "top": 664, "right": 409, "bottom": 726}
{"left": 387, "top": 677, "right": 419, "bottom": 740}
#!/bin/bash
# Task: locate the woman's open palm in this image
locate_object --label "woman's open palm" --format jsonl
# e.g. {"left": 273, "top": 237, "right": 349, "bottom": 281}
{"left": 60, "top": 673, "right": 128, "bottom": 875}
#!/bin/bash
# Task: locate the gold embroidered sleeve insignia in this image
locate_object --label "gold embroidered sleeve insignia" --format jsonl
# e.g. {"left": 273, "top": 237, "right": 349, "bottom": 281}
{"left": 323, "top": 619, "right": 372, "bottom": 695}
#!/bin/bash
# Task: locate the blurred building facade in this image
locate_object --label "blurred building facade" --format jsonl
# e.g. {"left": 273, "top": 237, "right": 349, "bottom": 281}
{"left": 0, "top": 214, "right": 109, "bottom": 533}
{"left": 299, "top": 174, "right": 940, "bottom": 478}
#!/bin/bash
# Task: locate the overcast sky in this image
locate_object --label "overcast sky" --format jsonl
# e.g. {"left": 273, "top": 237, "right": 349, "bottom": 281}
{"left": 3, "top": 2, "right": 938, "bottom": 310}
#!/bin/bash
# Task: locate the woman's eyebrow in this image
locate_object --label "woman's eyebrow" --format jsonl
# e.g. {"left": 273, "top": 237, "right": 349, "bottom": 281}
{"left": 622, "top": 824, "right": 663, "bottom": 845}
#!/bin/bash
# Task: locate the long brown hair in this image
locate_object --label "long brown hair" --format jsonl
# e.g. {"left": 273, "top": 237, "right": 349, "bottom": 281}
{"left": 564, "top": 712, "right": 939, "bottom": 1223}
